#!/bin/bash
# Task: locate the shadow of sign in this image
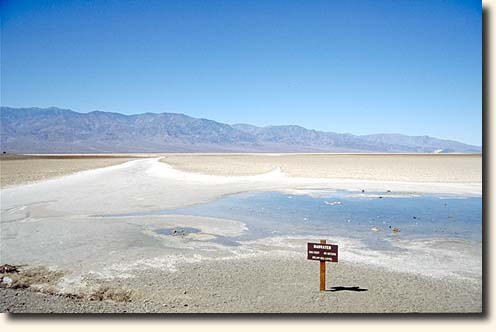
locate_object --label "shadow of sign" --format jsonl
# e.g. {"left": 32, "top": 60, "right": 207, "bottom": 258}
{"left": 328, "top": 286, "right": 368, "bottom": 292}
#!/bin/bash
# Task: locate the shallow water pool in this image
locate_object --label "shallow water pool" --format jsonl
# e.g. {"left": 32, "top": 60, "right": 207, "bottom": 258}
{"left": 104, "top": 190, "right": 482, "bottom": 252}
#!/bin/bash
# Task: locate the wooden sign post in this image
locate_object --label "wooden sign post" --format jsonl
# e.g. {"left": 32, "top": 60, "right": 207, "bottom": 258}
{"left": 307, "top": 240, "right": 338, "bottom": 291}
{"left": 319, "top": 240, "right": 326, "bottom": 291}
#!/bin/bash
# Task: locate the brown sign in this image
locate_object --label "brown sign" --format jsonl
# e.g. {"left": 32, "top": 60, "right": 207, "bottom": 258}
{"left": 307, "top": 242, "right": 338, "bottom": 262}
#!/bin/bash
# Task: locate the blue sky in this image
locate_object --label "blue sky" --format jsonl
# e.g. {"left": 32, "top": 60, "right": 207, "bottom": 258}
{"left": 1, "top": 0, "right": 482, "bottom": 145}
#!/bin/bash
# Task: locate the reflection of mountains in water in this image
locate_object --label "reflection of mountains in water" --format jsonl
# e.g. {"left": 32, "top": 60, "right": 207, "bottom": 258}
{"left": 0, "top": 106, "right": 482, "bottom": 153}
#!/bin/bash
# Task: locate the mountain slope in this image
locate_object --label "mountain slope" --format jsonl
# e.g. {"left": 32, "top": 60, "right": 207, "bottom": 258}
{"left": 0, "top": 107, "right": 481, "bottom": 153}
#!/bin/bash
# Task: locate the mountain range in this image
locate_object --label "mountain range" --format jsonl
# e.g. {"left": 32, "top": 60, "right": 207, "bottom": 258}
{"left": 0, "top": 107, "right": 481, "bottom": 153}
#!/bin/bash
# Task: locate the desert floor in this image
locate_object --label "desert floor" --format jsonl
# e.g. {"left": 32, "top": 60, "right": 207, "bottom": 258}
{"left": 0, "top": 154, "right": 146, "bottom": 187}
{"left": 0, "top": 154, "right": 482, "bottom": 313}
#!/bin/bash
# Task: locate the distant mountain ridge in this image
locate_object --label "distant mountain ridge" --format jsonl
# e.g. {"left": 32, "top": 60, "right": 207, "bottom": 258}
{"left": 0, "top": 107, "right": 481, "bottom": 153}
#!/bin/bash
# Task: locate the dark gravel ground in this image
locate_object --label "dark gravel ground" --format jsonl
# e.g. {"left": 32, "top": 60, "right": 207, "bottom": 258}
{"left": 0, "top": 258, "right": 482, "bottom": 314}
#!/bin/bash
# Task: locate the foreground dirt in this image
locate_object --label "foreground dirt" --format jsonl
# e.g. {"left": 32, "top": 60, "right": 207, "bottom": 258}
{"left": 0, "top": 258, "right": 481, "bottom": 314}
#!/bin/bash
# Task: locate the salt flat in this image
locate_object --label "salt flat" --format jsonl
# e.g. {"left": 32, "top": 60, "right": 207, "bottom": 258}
{"left": 162, "top": 153, "right": 482, "bottom": 182}
{"left": 0, "top": 155, "right": 141, "bottom": 187}
{"left": 0, "top": 154, "right": 482, "bottom": 313}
